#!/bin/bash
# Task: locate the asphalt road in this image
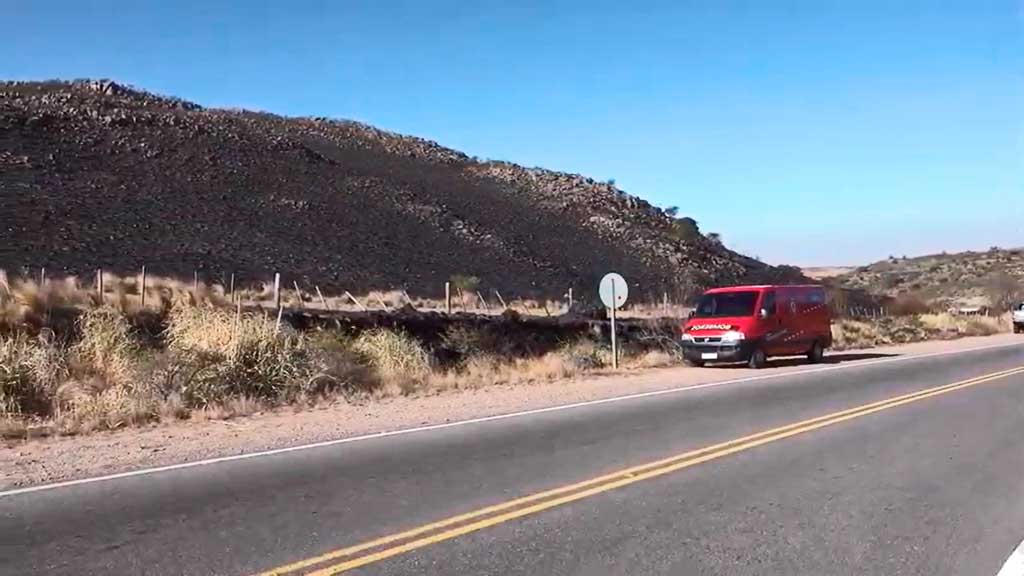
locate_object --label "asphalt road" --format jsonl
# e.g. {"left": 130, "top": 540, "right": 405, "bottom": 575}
{"left": 3, "top": 342, "right": 1024, "bottom": 575}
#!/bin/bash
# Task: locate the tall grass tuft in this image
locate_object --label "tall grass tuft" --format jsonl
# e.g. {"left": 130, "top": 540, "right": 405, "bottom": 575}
{"left": 0, "top": 333, "right": 63, "bottom": 417}
{"left": 72, "top": 306, "right": 138, "bottom": 386}
{"left": 352, "top": 328, "right": 432, "bottom": 393}
{"left": 54, "top": 306, "right": 153, "bottom": 431}
{"left": 164, "top": 303, "right": 323, "bottom": 407}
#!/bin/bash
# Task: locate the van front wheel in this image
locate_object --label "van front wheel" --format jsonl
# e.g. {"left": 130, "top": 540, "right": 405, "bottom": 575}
{"left": 807, "top": 341, "right": 825, "bottom": 364}
{"left": 748, "top": 347, "right": 767, "bottom": 369}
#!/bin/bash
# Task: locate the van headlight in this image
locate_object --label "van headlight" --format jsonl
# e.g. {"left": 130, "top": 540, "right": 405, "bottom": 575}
{"left": 680, "top": 333, "right": 694, "bottom": 342}
{"left": 721, "top": 331, "right": 745, "bottom": 342}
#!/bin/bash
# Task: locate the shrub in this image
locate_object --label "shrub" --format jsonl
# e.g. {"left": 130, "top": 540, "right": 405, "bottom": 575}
{"left": 56, "top": 383, "right": 154, "bottom": 432}
{"left": 628, "top": 349, "right": 678, "bottom": 369}
{"left": 986, "top": 272, "right": 1022, "bottom": 312}
{"left": 449, "top": 274, "right": 481, "bottom": 293}
{"left": 889, "top": 293, "right": 931, "bottom": 316}
{"left": 352, "top": 329, "right": 431, "bottom": 393}
{"left": 668, "top": 217, "right": 700, "bottom": 242}
{"left": 164, "top": 304, "right": 323, "bottom": 406}
{"left": 918, "top": 313, "right": 1003, "bottom": 337}
{"left": 0, "top": 333, "right": 62, "bottom": 417}
{"left": 441, "top": 323, "right": 521, "bottom": 361}
{"left": 72, "top": 306, "right": 138, "bottom": 387}
{"left": 557, "top": 339, "right": 608, "bottom": 371}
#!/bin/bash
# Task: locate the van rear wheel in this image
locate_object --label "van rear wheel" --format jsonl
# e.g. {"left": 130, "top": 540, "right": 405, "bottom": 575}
{"left": 748, "top": 347, "right": 767, "bottom": 369}
{"left": 807, "top": 341, "right": 825, "bottom": 364}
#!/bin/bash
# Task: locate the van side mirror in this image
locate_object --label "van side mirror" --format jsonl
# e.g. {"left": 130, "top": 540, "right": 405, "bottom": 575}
{"left": 687, "top": 310, "right": 696, "bottom": 319}
{"left": 758, "top": 308, "right": 769, "bottom": 319}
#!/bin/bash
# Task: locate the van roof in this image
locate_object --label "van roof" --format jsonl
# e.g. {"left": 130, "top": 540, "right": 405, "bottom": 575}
{"left": 703, "top": 284, "right": 825, "bottom": 294}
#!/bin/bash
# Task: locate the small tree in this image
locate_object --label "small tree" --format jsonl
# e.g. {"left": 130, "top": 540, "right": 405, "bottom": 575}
{"left": 668, "top": 217, "right": 700, "bottom": 242}
{"left": 450, "top": 274, "right": 481, "bottom": 309}
{"left": 663, "top": 206, "right": 679, "bottom": 218}
{"left": 706, "top": 232, "right": 723, "bottom": 246}
{"left": 985, "top": 272, "right": 1022, "bottom": 312}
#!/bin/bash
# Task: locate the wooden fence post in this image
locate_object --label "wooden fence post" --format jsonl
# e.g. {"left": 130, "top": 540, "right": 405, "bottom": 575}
{"left": 229, "top": 272, "right": 235, "bottom": 303}
{"left": 274, "top": 272, "right": 281, "bottom": 310}
{"left": 374, "top": 294, "right": 392, "bottom": 312}
{"left": 567, "top": 287, "right": 573, "bottom": 311}
{"left": 233, "top": 301, "right": 242, "bottom": 357}
{"left": 445, "top": 282, "right": 452, "bottom": 314}
{"left": 315, "top": 285, "right": 331, "bottom": 310}
{"left": 293, "top": 281, "right": 305, "bottom": 308}
{"left": 494, "top": 289, "right": 508, "bottom": 310}
{"left": 344, "top": 291, "right": 367, "bottom": 311}
{"left": 476, "top": 291, "right": 489, "bottom": 312}
{"left": 39, "top": 267, "right": 46, "bottom": 287}
{"left": 663, "top": 291, "right": 669, "bottom": 316}
{"left": 96, "top": 268, "right": 104, "bottom": 303}
{"left": 140, "top": 266, "right": 147, "bottom": 308}
{"left": 193, "top": 270, "right": 199, "bottom": 295}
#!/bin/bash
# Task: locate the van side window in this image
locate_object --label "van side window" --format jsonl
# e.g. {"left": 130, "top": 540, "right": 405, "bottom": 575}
{"left": 808, "top": 288, "right": 825, "bottom": 304}
{"left": 761, "top": 291, "right": 776, "bottom": 316}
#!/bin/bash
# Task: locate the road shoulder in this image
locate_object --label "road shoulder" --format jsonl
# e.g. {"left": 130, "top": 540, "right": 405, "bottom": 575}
{"left": 2, "top": 334, "right": 1020, "bottom": 491}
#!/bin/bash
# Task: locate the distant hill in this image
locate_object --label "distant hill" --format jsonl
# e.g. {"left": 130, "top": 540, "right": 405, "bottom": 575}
{"left": 0, "top": 79, "right": 806, "bottom": 299}
{"left": 833, "top": 247, "right": 1024, "bottom": 307}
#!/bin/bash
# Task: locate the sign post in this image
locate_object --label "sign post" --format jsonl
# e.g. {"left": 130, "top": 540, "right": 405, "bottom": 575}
{"left": 598, "top": 272, "right": 629, "bottom": 369}
{"left": 610, "top": 281, "right": 618, "bottom": 369}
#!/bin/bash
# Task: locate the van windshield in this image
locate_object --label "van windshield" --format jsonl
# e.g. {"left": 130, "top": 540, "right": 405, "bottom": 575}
{"left": 693, "top": 291, "right": 759, "bottom": 318}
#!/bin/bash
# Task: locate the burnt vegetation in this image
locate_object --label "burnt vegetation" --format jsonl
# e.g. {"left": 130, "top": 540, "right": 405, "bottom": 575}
{"left": 1, "top": 79, "right": 806, "bottom": 299}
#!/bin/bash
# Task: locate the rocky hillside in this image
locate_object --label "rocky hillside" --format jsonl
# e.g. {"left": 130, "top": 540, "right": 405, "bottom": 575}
{"left": 834, "top": 247, "right": 1024, "bottom": 307}
{"left": 1, "top": 80, "right": 805, "bottom": 299}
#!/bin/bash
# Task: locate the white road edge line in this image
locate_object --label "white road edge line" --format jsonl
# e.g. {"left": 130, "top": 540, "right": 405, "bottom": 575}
{"left": 1, "top": 340, "right": 1021, "bottom": 499}
{"left": 997, "top": 538, "right": 1024, "bottom": 576}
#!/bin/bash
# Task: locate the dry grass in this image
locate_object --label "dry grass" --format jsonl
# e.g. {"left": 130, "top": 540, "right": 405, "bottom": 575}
{"left": 626, "top": 349, "right": 680, "bottom": 369}
{"left": 190, "top": 396, "right": 263, "bottom": 422}
{"left": 0, "top": 273, "right": 228, "bottom": 337}
{"left": 11, "top": 272, "right": 1011, "bottom": 440}
{"left": 427, "top": 339, "right": 610, "bottom": 391}
{"left": 0, "top": 333, "right": 61, "bottom": 416}
{"left": 918, "top": 313, "right": 1005, "bottom": 336}
{"left": 2, "top": 273, "right": 685, "bottom": 438}
{"left": 352, "top": 328, "right": 432, "bottom": 394}
{"left": 164, "top": 303, "right": 343, "bottom": 407}
{"left": 832, "top": 312, "right": 1008, "bottom": 351}
{"left": 428, "top": 353, "right": 577, "bottom": 390}
{"left": 1, "top": 276, "right": 93, "bottom": 331}
{"left": 53, "top": 306, "right": 154, "bottom": 432}
{"left": 1, "top": 305, "right": 158, "bottom": 433}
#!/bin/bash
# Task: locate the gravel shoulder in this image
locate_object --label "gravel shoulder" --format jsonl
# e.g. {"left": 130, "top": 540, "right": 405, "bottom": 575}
{"left": 2, "top": 334, "right": 1020, "bottom": 491}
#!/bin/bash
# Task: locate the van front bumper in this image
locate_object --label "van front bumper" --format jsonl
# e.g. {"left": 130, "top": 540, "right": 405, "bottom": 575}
{"left": 680, "top": 340, "right": 755, "bottom": 363}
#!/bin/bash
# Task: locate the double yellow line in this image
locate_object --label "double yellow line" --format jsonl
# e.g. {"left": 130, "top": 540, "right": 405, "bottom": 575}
{"left": 258, "top": 365, "right": 1024, "bottom": 576}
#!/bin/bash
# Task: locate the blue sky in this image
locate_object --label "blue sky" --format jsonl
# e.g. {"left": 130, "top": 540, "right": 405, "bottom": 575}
{"left": 4, "top": 1, "right": 1022, "bottom": 265}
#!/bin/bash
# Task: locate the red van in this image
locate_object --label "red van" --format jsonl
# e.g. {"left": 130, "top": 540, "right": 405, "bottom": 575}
{"left": 680, "top": 285, "right": 832, "bottom": 369}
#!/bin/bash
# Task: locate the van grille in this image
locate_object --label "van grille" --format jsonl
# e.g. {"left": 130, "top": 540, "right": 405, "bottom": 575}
{"left": 692, "top": 337, "right": 722, "bottom": 344}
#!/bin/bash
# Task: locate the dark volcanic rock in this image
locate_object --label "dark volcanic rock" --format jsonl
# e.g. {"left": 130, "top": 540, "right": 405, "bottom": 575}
{"left": 0, "top": 79, "right": 808, "bottom": 298}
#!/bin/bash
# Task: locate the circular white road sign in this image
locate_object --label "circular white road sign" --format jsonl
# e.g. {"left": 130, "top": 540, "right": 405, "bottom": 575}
{"left": 598, "top": 272, "right": 629, "bottom": 310}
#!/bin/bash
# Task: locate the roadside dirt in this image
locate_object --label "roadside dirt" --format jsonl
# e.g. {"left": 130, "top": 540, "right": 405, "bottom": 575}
{"left": 2, "top": 334, "right": 1020, "bottom": 491}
